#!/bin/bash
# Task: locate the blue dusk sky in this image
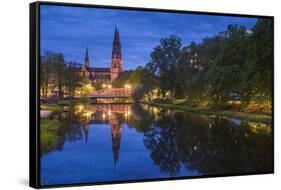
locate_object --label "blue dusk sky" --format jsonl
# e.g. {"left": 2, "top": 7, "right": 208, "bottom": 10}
{"left": 40, "top": 5, "right": 257, "bottom": 70}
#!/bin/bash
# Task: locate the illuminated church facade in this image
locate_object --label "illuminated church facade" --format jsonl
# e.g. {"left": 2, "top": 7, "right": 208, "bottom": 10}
{"left": 81, "top": 27, "right": 123, "bottom": 82}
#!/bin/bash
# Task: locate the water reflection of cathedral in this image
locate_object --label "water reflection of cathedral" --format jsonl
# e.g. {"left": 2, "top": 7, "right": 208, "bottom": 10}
{"left": 110, "top": 114, "right": 122, "bottom": 167}
{"left": 81, "top": 104, "right": 131, "bottom": 167}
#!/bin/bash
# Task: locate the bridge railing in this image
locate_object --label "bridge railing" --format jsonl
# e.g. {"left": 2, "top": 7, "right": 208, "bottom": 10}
{"left": 93, "top": 104, "right": 131, "bottom": 113}
{"left": 91, "top": 88, "right": 132, "bottom": 97}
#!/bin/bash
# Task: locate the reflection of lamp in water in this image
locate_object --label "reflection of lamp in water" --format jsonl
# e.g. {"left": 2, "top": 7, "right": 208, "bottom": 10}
{"left": 153, "top": 107, "right": 158, "bottom": 113}
{"left": 86, "top": 84, "right": 92, "bottom": 90}
{"left": 124, "top": 84, "right": 131, "bottom": 89}
{"left": 86, "top": 111, "right": 91, "bottom": 118}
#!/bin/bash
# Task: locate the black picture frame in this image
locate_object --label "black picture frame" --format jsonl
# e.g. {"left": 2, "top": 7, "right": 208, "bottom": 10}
{"left": 30, "top": 1, "right": 274, "bottom": 189}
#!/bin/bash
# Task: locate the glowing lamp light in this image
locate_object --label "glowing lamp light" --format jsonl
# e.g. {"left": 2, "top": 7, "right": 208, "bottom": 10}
{"left": 86, "top": 111, "right": 91, "bottom": 117}
{"left": 86, "top": 84, "right": 92, "bottom": 89}
{"left": 79, "top": 105, "right": 83, "bottom": 111}
{"left": 125, "top": 84, "right": 131, "bottom": 89}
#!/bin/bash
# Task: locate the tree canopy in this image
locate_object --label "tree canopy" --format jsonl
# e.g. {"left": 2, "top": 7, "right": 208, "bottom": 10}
{"left": 118, "top": 18, "right": 272, "bottom": 111}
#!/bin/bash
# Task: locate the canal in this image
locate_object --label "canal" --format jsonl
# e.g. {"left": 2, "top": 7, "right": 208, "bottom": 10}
{"left": 40, "top": 103, "right": 273, "bottom": 185}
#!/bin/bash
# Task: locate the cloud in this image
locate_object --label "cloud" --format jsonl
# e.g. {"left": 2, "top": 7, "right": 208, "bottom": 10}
{"left": 40, "top": 5, "right": 257, "bottom": 70}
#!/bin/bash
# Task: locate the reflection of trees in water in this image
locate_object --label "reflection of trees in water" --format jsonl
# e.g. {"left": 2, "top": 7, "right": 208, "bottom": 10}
{"left": 142, "top": 107, "right": 273, "bottom": 176}
{"left": 41, "top": 104, "right": 272, "bottom": 176}
{"left": 58, "top": 105, "right": 84, "bottom": 144}
{"left": 144, "top": 114, "right": 181, "bottom": 176}
{"left": 126, "top": 104, "right": 154, "bottom": 133}
{"left": 41, "top": 105, "right": 88, "bottom": 155}
{"left": 178, "top": 115, "right": 272, "bottom": 175}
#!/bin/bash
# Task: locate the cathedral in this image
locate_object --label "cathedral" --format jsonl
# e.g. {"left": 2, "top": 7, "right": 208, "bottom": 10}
{"left": 81, "top": 27, "right": 123, "bottom": 82}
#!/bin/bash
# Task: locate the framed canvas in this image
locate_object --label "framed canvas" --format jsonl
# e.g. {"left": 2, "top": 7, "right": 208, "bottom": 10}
{"left": 29, "top": 1, "right": 274, "bottom": 188}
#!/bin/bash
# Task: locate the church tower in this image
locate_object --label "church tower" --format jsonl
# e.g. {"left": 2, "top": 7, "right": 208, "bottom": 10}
{"left": 84, "top": 47, "right": 90, "bottom": 69}
{"left": 110, "top": 26, "right": 123, "bottom": 81}
{"left": 82, "top": 47, "right": 90, "bottom": 77}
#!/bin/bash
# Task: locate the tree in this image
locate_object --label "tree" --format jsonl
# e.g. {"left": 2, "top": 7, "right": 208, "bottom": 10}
{"left": 52, "top": 53, "right": 65, "bottom": 99}
{"left": 40, "top": 52, "right": 65, "bottom": 99}
{"left": 114, "top": 66, "right": 157, "bottom": 101}
{"left": 206, "top": 24, "right": 249, "bottom": 104}
{"left": 146, "top": 35, "right": 182, "bottom": 98}
{"left": 40, "top": 54, "right": 51, "bottom": 99}
{"left": 178, "top": 42, "right": 204, "bottom": 101}
{"left": 64, "top": 62, "right": 85, "bottom": 98}
{"left": 241, "top": 18, "right": 273, "bottom": 104}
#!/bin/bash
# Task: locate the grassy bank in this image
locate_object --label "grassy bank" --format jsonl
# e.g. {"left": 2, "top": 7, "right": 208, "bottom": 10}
{"left": 111, "top": 98, "right": 134, "bottom": 103}
{"left": 40, "top": 119, "right": 60, "bottom": 154}
{"left": 41, "top": 104, "right": 62, "bottom": 111}
{"left": 144, "top": 101, "right": 272, "bottom": 124}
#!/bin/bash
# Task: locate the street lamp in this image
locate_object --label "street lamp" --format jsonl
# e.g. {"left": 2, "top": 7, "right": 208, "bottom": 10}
{"left": 125, "top": 84, "right": 131, "bottom": 89}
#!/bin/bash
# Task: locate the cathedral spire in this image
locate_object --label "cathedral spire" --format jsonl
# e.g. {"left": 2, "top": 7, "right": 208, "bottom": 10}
{"left": 85, "top": 47, "right": 89, "bottom": 68}
{"left": 114, "top": 26, "right": 120, "bottom": 42}
{"left": 111, "top": 26, "right": 123, "bottom": 81}
{"left": 112, "top": 26, "right": 121, "bottom": 59}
